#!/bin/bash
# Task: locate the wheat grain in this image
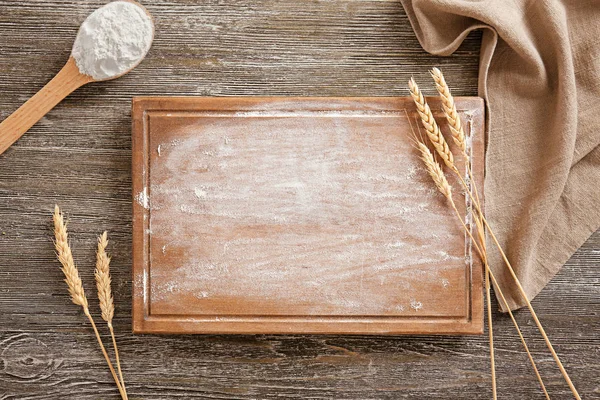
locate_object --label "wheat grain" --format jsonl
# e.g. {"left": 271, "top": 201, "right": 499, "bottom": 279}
{"left": 409, "top": 77, "right": 455, "bottom": 170}
{"left": 53, "top": 205, "right": 88, "bottom": 310}
{"left": 431, "top": 68, "right": 466, "bottom": 152}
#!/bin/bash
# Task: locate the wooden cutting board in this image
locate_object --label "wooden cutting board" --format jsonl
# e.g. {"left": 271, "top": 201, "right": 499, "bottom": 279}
{"left": 131, "top": 96, "right": 485, "bottom": 335}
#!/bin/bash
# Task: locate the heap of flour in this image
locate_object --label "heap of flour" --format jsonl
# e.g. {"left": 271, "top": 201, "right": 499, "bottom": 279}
{"left": 72, "top": 1, "right": 154, "bottom": 80}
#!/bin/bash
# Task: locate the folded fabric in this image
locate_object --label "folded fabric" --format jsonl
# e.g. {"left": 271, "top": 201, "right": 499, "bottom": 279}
{"left": 400, "top": 0, "right": 600, "bottom": 310}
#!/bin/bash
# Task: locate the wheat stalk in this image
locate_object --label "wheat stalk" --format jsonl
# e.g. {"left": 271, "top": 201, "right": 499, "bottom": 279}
{"left": 409, "top": 75, "right": 579, "bottom": 399}
{"left": 482, "top": 238, "right": 551, "bottom": 400}
{"left": 53, "top": 206, "right": 127, "bottom": 400}
{"left": 411, "top": 156, "right": 550, "bottom": 398}
{"left": 409, "top": 77, "right": 455, "bottom": 171}
{"left": 427, "top": 69, "right": 495, "bottom": 396}
{"left": 449, "top": 194, "right": 549, "bottom": 399}
{"left": 409, "top": 133, "right": 498, "bottom": 397}
{"left": 446, "top": 197, "right": 533, "bottom": 399}
{"left": 413, "top": 137, "right": 498, "bottom": 396}
{"left": 476, "top": 198, "right": 580, "bottom": 399}
{"left": 425, "top": 68, "right": 570, "bottom": 398}
{"left": 475, "top": 215, "right": 497, "bottom": 400}
{"left": 95, "top": 232, "right": 127, "bottom": 398}
{"left": 417, "top": 117, "right": 551, "bottom": 400}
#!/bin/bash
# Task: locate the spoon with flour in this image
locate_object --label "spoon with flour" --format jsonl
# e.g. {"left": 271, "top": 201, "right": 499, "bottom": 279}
{"left": 0, "top": 1, "right": 154, "bottom": 155}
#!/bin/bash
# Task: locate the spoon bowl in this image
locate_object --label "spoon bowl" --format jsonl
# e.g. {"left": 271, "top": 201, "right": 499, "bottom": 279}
{"left": 73, "top": 0, "right": 154, "bottom": 82}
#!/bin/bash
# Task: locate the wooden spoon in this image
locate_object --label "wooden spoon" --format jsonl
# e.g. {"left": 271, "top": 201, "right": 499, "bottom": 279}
{"left": 0, "top": 0, "right": 153, "bottom": 156}
{"left": 0, "top": 58, "right": 93, "bottom": 155}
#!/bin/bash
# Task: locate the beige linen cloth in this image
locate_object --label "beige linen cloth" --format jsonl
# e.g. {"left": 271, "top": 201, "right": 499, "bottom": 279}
{"left": 400, "top": 0, "right": 600, "bottom": 310}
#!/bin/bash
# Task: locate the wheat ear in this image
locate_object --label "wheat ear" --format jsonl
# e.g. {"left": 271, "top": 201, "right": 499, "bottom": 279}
{"left": 408, "top": 77, "right": 455, "bottom": 171}
{"left": 95, "top": 232, "right": 127, "bottom": 398}
{"left": 431, "top": 67, "right": 466, "bottom": 153}
{"left": 53, "top": 206, "right": 88, "bottom": 310}
{"left": 53, "top": 206, "right": 127, "bottom": 400}
{"left": 95, "top": 232, "right": 114, "bottom": 323}
{"left": 416, "top": 142, "right": 452, "bottom": 200}
{"left": 429, "top": 68, "right": 485, "bottom": 213}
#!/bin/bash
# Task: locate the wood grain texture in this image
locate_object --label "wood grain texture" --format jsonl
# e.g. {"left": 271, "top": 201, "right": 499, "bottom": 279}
{"left": 0, "top": 0, "right": 597, "bottom": 398}
{"left": 131, "top": 96, "right": 484, "bottom": 335}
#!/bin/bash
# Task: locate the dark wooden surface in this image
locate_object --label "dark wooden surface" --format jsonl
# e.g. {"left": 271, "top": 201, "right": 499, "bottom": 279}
{"left": 0, "top": 1, "right": 597, "bottom": 399}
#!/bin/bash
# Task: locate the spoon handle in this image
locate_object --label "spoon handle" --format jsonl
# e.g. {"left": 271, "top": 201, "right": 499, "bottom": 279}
{"left": 0, "top": 57, "right": 92, "bottom": 155}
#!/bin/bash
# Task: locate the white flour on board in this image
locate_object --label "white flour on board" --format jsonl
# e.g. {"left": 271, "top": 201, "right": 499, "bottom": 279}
{"left": 135, "top": 187, "right": 149, "bottom": 209}
{"left": 141, "top": 110, "right": 475, "bottom": 316}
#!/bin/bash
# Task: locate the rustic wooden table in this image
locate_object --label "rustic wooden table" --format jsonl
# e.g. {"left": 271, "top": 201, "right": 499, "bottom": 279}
{"left": 0, "top": 1, "right": 598, "bottom": 399}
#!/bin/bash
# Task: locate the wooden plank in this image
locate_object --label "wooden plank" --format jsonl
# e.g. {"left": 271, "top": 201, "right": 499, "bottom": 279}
{"left": 0, "top": 0, "right": 597, "bottom": 398}
{"left": 131, "top": 96, "right": 485, "bottom": 335}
